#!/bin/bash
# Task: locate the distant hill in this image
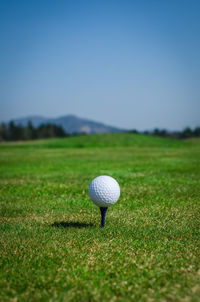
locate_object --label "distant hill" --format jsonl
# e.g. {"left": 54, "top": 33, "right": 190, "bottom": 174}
{"left": 12, "top": 115, "right": 123, "bottom": 134}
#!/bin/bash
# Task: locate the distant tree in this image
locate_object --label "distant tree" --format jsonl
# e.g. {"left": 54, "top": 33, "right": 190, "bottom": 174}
{"left": 0, "top": 121, "right": 68, "bottom": 142}
{"left": 54, "top": 124, "right": 68, "bottom": 137}
{"left": 37, "top": 123, "right": 68, "bottom": 139}
{"left": 38, "top": 124, "right": 50, "bottom": 138}
{"left": 28, "top": 121, "right": 38, "bottom": 139}
{"left": 8, "top": 121, "right": 24, "bottom": 140}
{"left": 181, "top": 127, "right": 193, "bottom": 139}
{"left": 129, "top": 129, "right": 138, "bottom": 134}
{"left": 153, "top": 128, "right": 160, "bottom": 136}
{"left": 159, "top": 129, "right": 168, "bottom": 137}
{"left": 22, "top": 121, "right": 35, "bottom": 140}
{"left": 193, "top": 127, "right": 200, "bottom": 137}
{"left": 0, "top": 123, "right": 9, "bottom": 141}
{"left": 8, "top": 121, "right": 15, "bottom": 140}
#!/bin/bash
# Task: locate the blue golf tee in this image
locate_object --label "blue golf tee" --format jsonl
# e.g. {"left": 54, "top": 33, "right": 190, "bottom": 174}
{"left": 100, "top": 207, "right": 108, "bottom": 228}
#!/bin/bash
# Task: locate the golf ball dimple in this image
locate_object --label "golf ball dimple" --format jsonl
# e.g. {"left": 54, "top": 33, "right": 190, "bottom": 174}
{"left": 88, "top": 175, "right": 120, "bottom": 207}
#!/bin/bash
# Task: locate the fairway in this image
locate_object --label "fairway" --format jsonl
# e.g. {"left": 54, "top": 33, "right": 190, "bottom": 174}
{"left": 0, "top": 133, "right": 200, "bottom": 301}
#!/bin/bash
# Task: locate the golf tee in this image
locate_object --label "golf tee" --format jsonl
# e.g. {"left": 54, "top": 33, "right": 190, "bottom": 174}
{"left": 100, "top": 207, "right": 108, "bottom": 228}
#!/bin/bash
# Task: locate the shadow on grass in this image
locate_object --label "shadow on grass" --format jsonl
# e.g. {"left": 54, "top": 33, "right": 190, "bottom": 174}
{"left": 52, "top": 221, "right": 94, "bottom": 228}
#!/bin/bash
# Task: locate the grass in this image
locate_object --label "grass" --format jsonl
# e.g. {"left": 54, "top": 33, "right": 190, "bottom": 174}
{"left": 0, "top": 133, "right": 200, "bottom": 301}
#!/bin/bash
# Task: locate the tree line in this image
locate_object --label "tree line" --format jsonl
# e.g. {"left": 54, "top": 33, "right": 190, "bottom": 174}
{"left": 0, "top": 121, "right": 200, "bottom": 142}
{"left": 0, "top": 121, "right": 68, "bottom": 141}
{"left": 129, "top": 126, "right": 200, "bottom": 139}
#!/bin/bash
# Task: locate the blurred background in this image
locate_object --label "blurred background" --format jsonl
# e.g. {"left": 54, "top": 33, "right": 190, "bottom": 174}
{"left": 0, "top": 0, "right": 200, "bottom": 136}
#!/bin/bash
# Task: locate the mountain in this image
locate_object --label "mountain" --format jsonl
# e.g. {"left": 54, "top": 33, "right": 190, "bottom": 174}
{"left": 12, "top": 115, "right": 123, "bottom": 134}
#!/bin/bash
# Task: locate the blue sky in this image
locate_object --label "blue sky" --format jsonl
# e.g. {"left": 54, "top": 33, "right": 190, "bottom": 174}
{"left": 0, "top": 0, "right": 199, "bottom": 130}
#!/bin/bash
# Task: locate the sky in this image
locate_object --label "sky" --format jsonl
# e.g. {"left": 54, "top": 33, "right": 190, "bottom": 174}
{"left": 0, "top": 0, "right": 199, "bottom": 130}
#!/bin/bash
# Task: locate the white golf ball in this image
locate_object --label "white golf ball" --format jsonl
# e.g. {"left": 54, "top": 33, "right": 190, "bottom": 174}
{"left": 88, "top": 175, "right": 120, "bottom": 207}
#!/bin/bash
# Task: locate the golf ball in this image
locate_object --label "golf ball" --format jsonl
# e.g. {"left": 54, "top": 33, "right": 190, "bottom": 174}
{"left": 88, "top": 175, "right": 120, "bottom": 207}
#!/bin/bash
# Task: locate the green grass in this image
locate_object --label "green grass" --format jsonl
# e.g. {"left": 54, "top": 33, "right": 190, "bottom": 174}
{"left": 0, "top": 133, "right": 200, "bottom": 301}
